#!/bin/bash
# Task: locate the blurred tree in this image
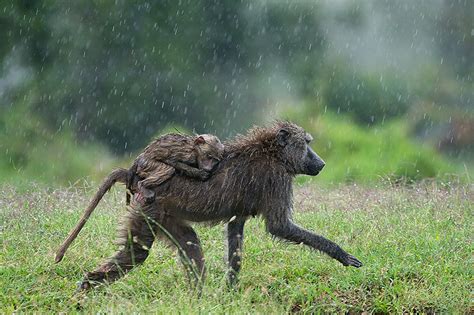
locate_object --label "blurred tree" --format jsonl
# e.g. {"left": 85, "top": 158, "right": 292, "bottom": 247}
{"left": 437, "top": 0, "right": 474, "bottom": 79}
{"left": 0, "top": 1, "right": 50, "bottom": 67}
{"left": 0, "top": 0, "right": 327, "bottom": 154}
{"left": 323, "top": 63, "right": 409, "bottom": 125}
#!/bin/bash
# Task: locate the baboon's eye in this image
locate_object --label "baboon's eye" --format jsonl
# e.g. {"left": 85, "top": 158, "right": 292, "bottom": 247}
{"left": 208, "top": 154, "right": 220, "bottom": 161}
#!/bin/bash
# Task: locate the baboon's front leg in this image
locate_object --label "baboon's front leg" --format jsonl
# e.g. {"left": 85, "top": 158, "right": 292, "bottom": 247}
{"left": 267, "top": 218, "right": 362, "bottom": 268}
{"left": 157, "top": 216, "right": 206, "bottom": 284}
{"left": 80, "top": 207, "right": 157, "bottom": 290}
{"left": 227, "top": 218, "right": 246, "bottom": 286}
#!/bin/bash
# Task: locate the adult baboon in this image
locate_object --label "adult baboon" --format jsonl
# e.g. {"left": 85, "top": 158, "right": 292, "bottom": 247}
{"left": 80, "top": 121, "right": 362, "bottom": 290}
{"left": 55, "top": 133, "right": 224, "bottom": 263}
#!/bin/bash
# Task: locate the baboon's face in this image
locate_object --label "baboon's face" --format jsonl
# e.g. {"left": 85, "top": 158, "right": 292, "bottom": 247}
{"left": 276, "top": 127, "right": 325, "bottom": 176}
{"left": 195, "top": 134, "right": 225, "bottom": 172}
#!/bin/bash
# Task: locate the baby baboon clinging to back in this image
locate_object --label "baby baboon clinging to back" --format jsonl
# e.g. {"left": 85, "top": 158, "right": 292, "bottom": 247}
{"left": 54, "top": 133, "right": 224, "bottom": 263}
{"left": 79, "top": 121, "right": 362, "bottom": 290}
{"left": 132, "top": 133, "right": 224, "bottom": 204}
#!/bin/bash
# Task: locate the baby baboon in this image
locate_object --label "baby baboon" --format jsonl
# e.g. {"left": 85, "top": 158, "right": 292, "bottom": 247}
{"left": 79, "top": 121, "right": 362, "bottom": 290}
{"left": 133, "top": 133, "right": 224, "bottom": 204}
{"left": 54, "top": 133, "right": 224, "bottom": 264}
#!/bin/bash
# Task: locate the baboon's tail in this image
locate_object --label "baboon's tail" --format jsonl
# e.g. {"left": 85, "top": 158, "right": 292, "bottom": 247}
{"left": 55, "top": 168, "right": 130, "bottom": 263}
{"left": 125, "top": 162, "right": 138, "bottom": 205}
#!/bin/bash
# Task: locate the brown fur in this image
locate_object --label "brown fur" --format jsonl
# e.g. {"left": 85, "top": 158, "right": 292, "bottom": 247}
{"left": 78, "top": 121, "right": 362, "bottom": 290}
{"left": 54, "top": 133, "right": 223, "bottom": 263}
{"left": 131, "top": 133, "right": 224, "bottom": 203}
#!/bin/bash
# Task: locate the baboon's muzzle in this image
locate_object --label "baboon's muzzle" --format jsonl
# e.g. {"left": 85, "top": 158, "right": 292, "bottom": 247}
{"left": 305, "top": 147, "right": 325, "bottom": 176}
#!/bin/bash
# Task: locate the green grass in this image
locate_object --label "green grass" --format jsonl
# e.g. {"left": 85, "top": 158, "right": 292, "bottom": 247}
{"left": 0, "top": 182, "right": 472, "bottom": 313}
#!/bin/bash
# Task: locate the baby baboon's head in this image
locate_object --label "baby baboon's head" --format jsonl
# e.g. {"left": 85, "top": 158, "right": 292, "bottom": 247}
{"left": 194, "top": 134, "right": 225, "bottom": 171}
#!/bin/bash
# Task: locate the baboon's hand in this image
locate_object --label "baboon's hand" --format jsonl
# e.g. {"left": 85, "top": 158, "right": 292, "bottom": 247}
{"left": 196, "top": 169, "right": 211, "bottom": 181}
{"left": 340, "top": 253, "right": 363, "bottom": 268}
{"left": 76, "top": 280, "right": 91, "bottom": 292}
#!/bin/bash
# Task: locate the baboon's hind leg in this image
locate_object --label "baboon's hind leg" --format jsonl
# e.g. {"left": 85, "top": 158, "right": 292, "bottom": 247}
{"left": 80, "top": 207, "right": 157, "bottom": 290}
{"left": 157, "top": 216, "right": 206, "bottom": 286}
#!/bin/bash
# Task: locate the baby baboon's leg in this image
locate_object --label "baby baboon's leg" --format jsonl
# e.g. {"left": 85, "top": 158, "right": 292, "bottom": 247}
{"left": 80, "top": 206, "right": 158, "bottom": 289}
{"left": 137, "top": 163, "right": 175, "bottom": 203}
{"left": 227, "top": 218, "right": 246, "bottom": 286}
{"left": 139, "top": 163, "right": 175, "bottom": 188}
{"left": 157, "top": 216, "right": 206, "bottom": 284}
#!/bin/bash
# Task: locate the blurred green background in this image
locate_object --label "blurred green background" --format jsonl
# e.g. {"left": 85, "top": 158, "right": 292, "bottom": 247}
{"left": 0, "top": 0, "right": 472, "bottom": 186}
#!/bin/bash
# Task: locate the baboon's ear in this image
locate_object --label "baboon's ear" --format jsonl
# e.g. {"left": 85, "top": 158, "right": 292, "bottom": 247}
{"left": 195, "top": 136, "right": 206, "bottom": 145}
{"left": 276, "top": 128, "right": 290, "bottom": 147}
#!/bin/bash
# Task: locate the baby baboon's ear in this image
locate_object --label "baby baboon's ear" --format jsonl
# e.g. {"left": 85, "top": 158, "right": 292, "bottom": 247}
{"left": 195, "top": 136, "right": 206, "bottom": 145}
{"left": 276, "top": 128, "right": 290, "bottom": 147}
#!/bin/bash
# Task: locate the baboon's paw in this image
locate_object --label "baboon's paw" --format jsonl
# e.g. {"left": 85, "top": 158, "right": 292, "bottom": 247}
{"left": 76, "top": 280, "right": 91, "bottom": 292}
{"left": 341, "top": 254, "right": 363, "bottom": 268}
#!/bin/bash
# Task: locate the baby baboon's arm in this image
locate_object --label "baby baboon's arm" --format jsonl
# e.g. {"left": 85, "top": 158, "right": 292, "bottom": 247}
{"left": 167, "top": 161, "right": 210, "bottom": 181}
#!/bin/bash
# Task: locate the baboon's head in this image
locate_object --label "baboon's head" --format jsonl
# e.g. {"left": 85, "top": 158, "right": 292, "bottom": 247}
{"left": 194, "top": 134, "right": 225, "bottom": 172}
{"left": 275, "top": 122, "right": 325, "bottom": 176}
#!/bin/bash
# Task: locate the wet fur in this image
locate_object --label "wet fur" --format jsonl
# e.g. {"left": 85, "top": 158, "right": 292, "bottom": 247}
{"left": 80, "top": 121, "right": 362, "bottom": 289}
{"left": 55, "top": 133, "right": 222, "bottom": 263}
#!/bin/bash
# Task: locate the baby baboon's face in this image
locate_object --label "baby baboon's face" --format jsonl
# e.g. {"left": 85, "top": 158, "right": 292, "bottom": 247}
{"left": 194, "top": 134, "right": 225, "bottom": 172}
